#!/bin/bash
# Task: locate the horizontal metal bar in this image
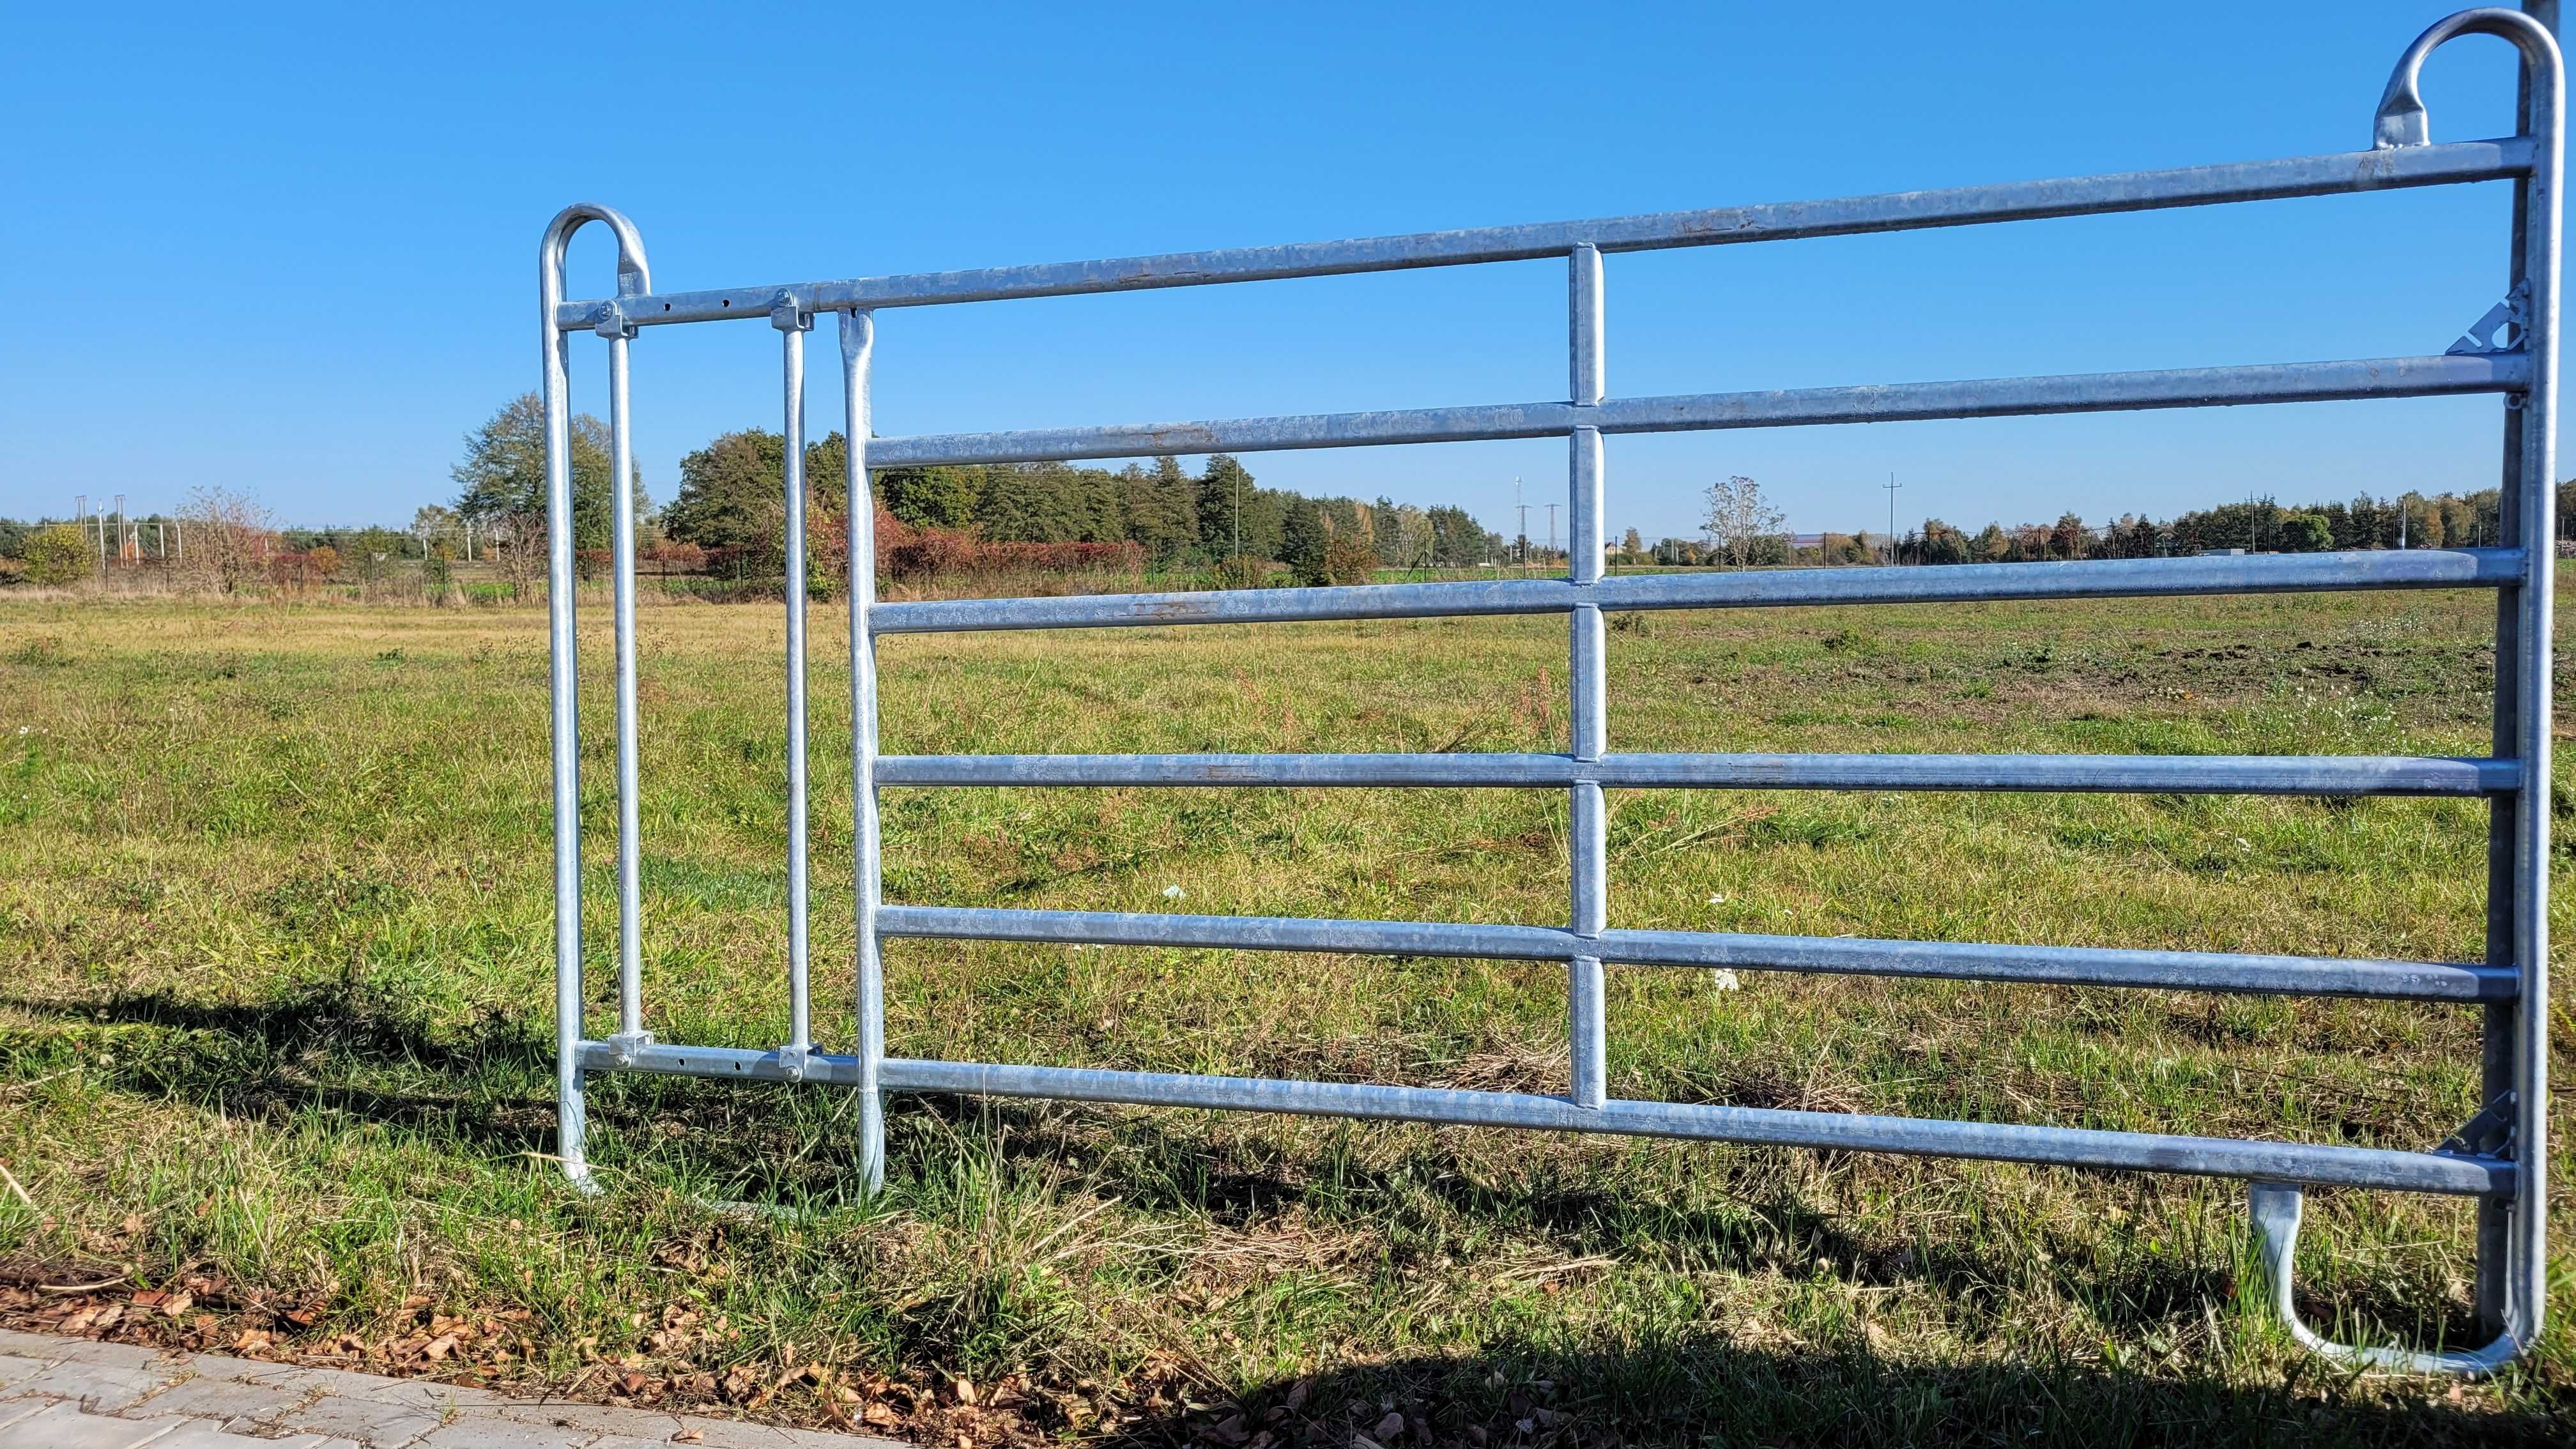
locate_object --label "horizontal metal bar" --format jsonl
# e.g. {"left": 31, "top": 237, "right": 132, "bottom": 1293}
{"left": 558, "top": 140, "right": 2529, "bottom": 328}
{"left": 865, "top": 354, "right": 2526, "bottom": 468}
{"left": 871, "top": 547, "right": 2518, "bottom": 633}
{"left": 574, "top": 1041, "right": 2508, "bottom": 1197}
{"left": 874, "top": 751, "right": 2515, "bottom": 796}
{"left": 873, "top": 905, "right": 2512, "bottom": 1001}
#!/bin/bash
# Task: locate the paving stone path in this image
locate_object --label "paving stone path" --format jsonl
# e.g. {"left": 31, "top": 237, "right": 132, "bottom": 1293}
{"left": 0, "top": 1328, "right": 902, "bottom": 1448}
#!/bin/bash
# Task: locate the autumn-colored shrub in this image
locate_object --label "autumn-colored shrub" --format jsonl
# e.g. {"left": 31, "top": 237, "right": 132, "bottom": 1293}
{"left": 1322, "top": 534, "right": 1379, "bottom": 586}
{"left": 872, "top": 508, "right": 1143, "bottom": 583}
{"left": 21, "top": 525, "right": 91, "bottom": 586}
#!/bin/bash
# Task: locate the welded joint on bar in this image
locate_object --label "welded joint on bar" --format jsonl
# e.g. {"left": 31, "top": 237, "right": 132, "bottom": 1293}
{"left": 2450, "top": 284, "right": 2531, "bottom": 355}
{"left": 771, "top": 293, "right": 813, "bottom": 332}
{"left": 604, "top": 1029, "right": 657, "bottom": 1068}
{"left": 2435, "top": 1091, "right": 2519, "bottom": 1158}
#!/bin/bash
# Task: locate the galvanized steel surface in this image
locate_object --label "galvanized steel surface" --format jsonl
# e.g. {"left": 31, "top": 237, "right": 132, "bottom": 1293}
{"left": 539, "top": 7, "right": 2557, "bottom": 1372}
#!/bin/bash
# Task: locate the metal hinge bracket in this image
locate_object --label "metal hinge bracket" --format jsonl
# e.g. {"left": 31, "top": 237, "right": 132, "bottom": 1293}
{"left": 2446, "top": 284, "right": 2527, "bottom": 356}
{"left": 2434, "top": 1091, "right": 2517, "bottom": 1159}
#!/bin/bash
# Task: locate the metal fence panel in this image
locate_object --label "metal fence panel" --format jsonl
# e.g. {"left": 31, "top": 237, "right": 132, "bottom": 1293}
{"left": 539, "top": 6, "right": 2558, "bottom": 1374}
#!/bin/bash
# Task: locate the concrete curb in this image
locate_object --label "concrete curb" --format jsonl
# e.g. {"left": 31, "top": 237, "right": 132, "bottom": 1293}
{"left": 0, "top": 1328, "right": 905, "bottom": 1448}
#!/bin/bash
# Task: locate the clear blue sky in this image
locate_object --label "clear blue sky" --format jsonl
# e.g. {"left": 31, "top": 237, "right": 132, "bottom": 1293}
{"left": 0, "top": 1, "right": 2550, "bottom": 542}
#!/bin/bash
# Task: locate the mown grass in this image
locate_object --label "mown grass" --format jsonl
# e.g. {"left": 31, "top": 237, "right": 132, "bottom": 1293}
{"left": 0, "top": 584, "right": 2571, "bottom": 1445}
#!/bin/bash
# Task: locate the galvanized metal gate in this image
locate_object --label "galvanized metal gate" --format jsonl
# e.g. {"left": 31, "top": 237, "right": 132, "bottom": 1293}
{"left": 540, "top": 8, "right": 2557, "bottom": 1372}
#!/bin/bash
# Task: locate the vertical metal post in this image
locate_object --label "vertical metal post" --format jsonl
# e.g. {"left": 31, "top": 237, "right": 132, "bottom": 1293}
{"left": 539, "top": 204, "right": 650, "bottom": 1192}
{"left": 776, "top": 297, "right": 816, "bottom": 1064}
{"left": 606, "top": 316, "right": 646, "bottom": 1048}
{"left": 2477, "top": 0, "right": 2559, "bottom": 1338}
{"left": 540, "top": 241, "right": 590, "bottom": 1187}
{"left": 1567, "top": 244, "right": 1607, "bottom": 1111}
{"left": 2503, "top": 9, "right": 2561, "bottom": 1346}
{"left": 840, "top": 309, "right": 887, "bottom": 1192}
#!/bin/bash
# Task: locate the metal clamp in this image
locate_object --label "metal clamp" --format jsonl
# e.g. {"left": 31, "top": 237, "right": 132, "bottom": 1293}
{"left": 770, "top": 293, "right": 813, "bottom": 333}
{"left": 773, "top": 1045, "right": 812, "bottom": 1082}
{"left": 604, "top": 1029, "right": 657, "bottom": 1068}
{"left": 592, "top": 302, "right": 638, "bottom": 341}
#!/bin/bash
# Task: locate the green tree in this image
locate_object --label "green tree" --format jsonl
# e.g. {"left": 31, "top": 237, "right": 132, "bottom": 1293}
{"left": 2276, "top": 512, "right": 2334, "bottom": 552}
{"left": 1197, "top": 456, "right": 1258, "bottom": 556}
{"left": 22, "top": 525, "right": 91, "bottom": 586}
{"left": 1280, "top": 498, "right": 1330, "bottom": 585}
{"left": 450, "top": 394, "right": 641, "bottom": 553}
{"left": 1121, "top": 456, "right": 1200, "bottom": 565}
{"left": 876, "top": 465, "right": 983, "bottom": 528}
{"left": 663, "top": 429, "right": 786, "bottom": 551}
{"left": 662, "top": 429, "right": 849, "bottom": 578}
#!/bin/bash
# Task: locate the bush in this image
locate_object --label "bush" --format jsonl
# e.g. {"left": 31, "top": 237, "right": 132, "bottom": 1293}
{"left": 2275, "top": 512, "right": 2334, "bottom": 553}
{"left": 1213, "top": 555, "right": 1271, "bottom": 590}
{"left": 21, "top": 525, "right": 91, "bottom": 586}
{"left": 1322, "top": 534, "right": 1378, "bottom": 586}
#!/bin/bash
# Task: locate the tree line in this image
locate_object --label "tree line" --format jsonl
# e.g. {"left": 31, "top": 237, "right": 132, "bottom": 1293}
{"left": 425, "top": 395, "right": 1501, "bottom": 586}
{"left": 1680, "top": 475, "right": 2572, "bottom": 569}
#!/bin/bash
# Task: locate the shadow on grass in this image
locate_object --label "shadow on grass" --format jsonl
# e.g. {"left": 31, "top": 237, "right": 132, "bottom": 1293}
{"left": 4, "top": 976, "right": 560, "bottom": 1153}
{"left": 16, "top": 982, "right": 2545, "bottom": 1444}
{"left": 1090, "top": 1340, "right": 2564, "bottom": 1448}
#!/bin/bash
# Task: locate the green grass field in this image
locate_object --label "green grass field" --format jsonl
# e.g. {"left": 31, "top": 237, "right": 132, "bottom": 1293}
{"left": 0, "top": 584, "right": 2570, "bottom": 1446}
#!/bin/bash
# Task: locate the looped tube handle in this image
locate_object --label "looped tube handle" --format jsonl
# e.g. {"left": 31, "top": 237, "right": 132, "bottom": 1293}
{"left": 2248, "top": 1183, "right": 2523, "bottom": 1376}
{"left": 2375, "top": 8, "right": 2564, "bottom": 148}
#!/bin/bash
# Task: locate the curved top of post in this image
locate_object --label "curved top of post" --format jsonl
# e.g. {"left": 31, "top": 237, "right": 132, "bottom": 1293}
{"left": 539, "top": 203, "right": 653, "bottom": 320}
{"left": 2375, "top": 6, "right": 2564, "bottom": 149}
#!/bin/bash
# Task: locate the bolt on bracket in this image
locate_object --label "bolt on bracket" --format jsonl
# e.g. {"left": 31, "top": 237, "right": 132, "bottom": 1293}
{"left": 605, "top": 1029, "right": 657, "bottom": 1068}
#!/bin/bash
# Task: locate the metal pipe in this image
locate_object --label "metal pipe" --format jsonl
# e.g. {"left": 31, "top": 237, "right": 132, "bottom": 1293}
{"left": 871, "top": 547, "right": 2519, "bottom": 634}
{"left": 2499, "top": 0, "right": 2563, "bottom": 1363}
{"left": 576, "top": 1041, "right": 2508, "bottom": 1199}
{"left": 2478, "top": 0, "right": 2561, "bottom": 1347}
{"left": 840, "top": 307, "right": 885, "bottom": 1192}
{"left": 537, "top": 202, "right": 650, "bottom": 1193}
{"left": 873, "top": 905, "right": 2513, "bottom": 1001}
{"left": 871, "top": 749, "right": 2514, "bottom": 795}
{"left": 1567, "top": 244, "right": 1609, "bottom": 1112}
{"left": 776, "top": 300, "right": 815, "bottom": 1059}
{"left": 607, "top": 319, "right": 643, "bottom": 1043}
{"left": 863, "top": 354, "right": 2525, "bottom": 469}
{"left": 560, "top": 141, "right": 2530, "bottom": 329}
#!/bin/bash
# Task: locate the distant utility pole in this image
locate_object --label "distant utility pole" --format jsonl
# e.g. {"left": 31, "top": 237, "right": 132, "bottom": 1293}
{"left": 1514, "top": 476, "right": 1529, "bottom": 573}
{"left": 114, "top": 494, "right": 125, "bottom": 565}
{"left": 1544, "top": 503, "right": 1560, "bottom": 567}
{"left": 1883, "top": 473, "right": 1903, "bottom": 565}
